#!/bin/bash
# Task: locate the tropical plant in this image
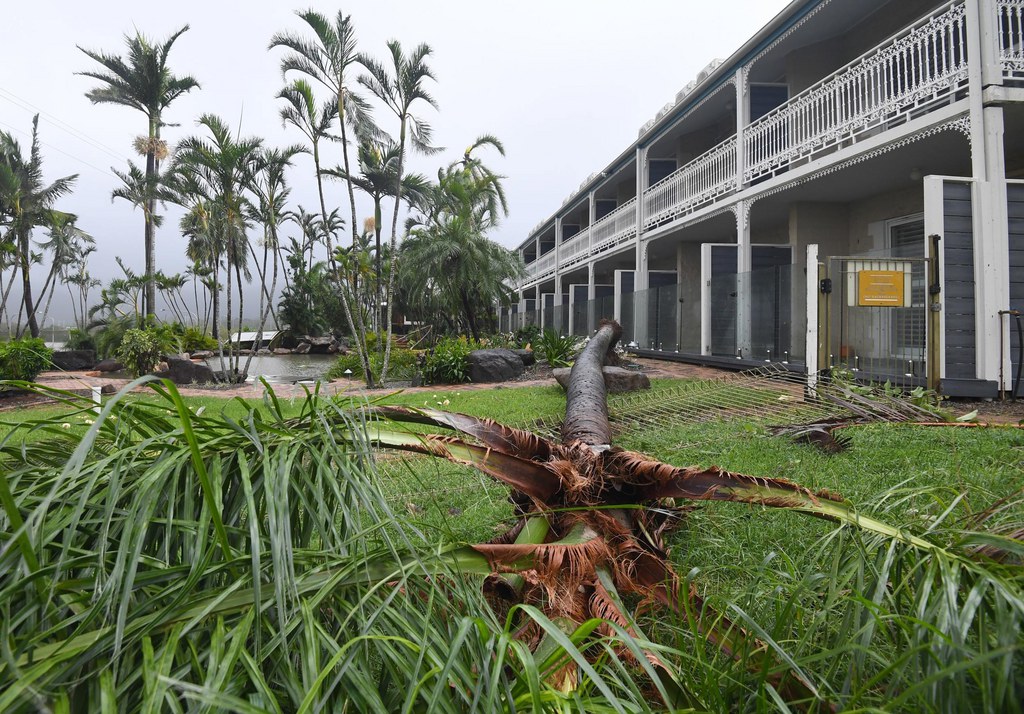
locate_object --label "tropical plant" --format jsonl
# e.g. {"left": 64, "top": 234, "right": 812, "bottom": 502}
{"left": 537, "top": 328, "right": 578, "bottom": 367}
{"left": 422, "top": 334, "right": 476, "bottom": 384}
{"left": 63, "top": 328, "right": 96, "bottom": 352}
{"left": 327, "top": 139, "right": 430, "bottom": 328}
{"left": 79, "top": 25, "right": 199, "bottom": 318}
{"left": 0, "top": 116, "right": 78, "bottom": 338}
{"left": 401, "top": 157, "right": 522, "bottom": 341}
{"left": 326, "top": 341, "right": 418, "bottom": 382}
{"left": 270, "top": 10, "right": 379, "bottom": 386}
{"left": 170, "top": 114, "right": 262, "bottom": 380}
{"left": 115, "top": 327, "right": 161, "bottom": 377}
{"left": 360, "top": 39, "right": 441, "bottom": 381}
{"left": 0, "top": 337, "right": 51, "bottom": 382}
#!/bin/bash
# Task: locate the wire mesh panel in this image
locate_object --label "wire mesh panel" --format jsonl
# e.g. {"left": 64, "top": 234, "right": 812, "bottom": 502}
{"left": 828, "top": 256, "right": 928, "bottom": 386}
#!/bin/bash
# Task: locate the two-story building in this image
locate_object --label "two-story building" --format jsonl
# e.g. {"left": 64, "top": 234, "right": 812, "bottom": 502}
{"left": 505, "top": 0, "right": 1024, "bottom": 398}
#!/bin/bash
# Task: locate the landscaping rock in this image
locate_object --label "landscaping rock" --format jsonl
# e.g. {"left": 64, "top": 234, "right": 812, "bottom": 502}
{"left": 50, "top": 349, "right": 95, "bottom": 371}
{"left": 552, "top": 365, "right": 650, "bottom": 393}
{"left": 257, "top": 348, "right": 273, "bottom": 356}
{"left": 94, "top": 359, "right": 124, "bottom": 373}
{"left": 273, "top": 348, "right": 293, "bottom": 356}
{"left": 466, "top": 349, "right": 525, "bottom": 383}
{"left": 156, "top": 356, "right": 216, "bottom": 385}
{"left": 305, "top": 336, "right": 338, "bottom": 354}
{"left": 294, "top": 342, "right": 311, "bottom": 355}
{"left": 190, "top": 350, "right": 214, "bottom": 359}
{"left": 100, "top": 383, "right": 117, "bottom": 395}
{"left": 512, "top": 349, "right": 536, "bottom": 366}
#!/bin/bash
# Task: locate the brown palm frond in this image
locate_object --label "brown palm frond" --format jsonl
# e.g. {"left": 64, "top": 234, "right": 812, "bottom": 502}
{"left": 365, "top": 427, "right": 560, "bottom": 501}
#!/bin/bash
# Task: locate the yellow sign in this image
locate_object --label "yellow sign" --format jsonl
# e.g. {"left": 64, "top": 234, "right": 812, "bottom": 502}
{"left": 857, "top": 270, "right": 906, "bottom": 307}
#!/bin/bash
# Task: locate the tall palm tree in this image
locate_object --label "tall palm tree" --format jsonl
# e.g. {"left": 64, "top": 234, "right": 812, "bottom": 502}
{"left": 36, "top": 214, "right": 94, "bottom": 330}
{"left": 0, "top": 116, "right": 78, "bottom": 338}
{"left": 270, "top": 10, "right": 378, "bottom": 384}
{"left": 276, "top": 79, "right": 337, "bottom": 237}
{"left": 360, "top": 40, "right": 441, "bottom": 380}
{"left": 269, "top": 11, "right": 377, "bottom": 258}
{"left": 243, "top": 145, "right": 303, "bottom": 375}
{"left": 171, "top": 115, "right": 261, "bottom": 378}
{"left": 79, "top": 25, "right": 199, "bottom": 319}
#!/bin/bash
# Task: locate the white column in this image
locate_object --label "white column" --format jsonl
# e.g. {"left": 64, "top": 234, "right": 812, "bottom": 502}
{"left": 736, "top": 200, "right": 752, "bottom": 358}
{"left": 587, "top": 262, "right": 597, "bottom": 334}
{"left": 735, "top": 67, "right": 749, "bottom": 192}
{"left": 805, "top": 243, "right": 819, "bottom": 394}
{"left": 967, "top": 0, "right": 1011, "bottom": 388}
{"left": 634, "top": 146, "right": 650, "bottom": 347}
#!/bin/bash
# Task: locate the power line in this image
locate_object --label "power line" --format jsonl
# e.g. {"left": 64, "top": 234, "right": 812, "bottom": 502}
{"left": 0, "top": 87, "right": 129, "bottom": 163}
{"left": 0, "top": 118, "right": 117, "bottom": 179}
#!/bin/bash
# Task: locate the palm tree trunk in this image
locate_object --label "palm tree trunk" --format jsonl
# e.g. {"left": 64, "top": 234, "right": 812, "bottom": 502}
{"left": 144, "top": 117, "right": 159, "bottom": 320}
{"left": 334, "top": 91, "right": 377, "bottom": 387}
{"left": 460, "top": 288, "right": 480, "bottom": 342}
{"left": 380, "top": 119, "right": 408, "bottom": 383}
{"left": 561, "top": 320, "right": 622, "bottom": 447}
{"left": 18, "top": 233, "right": 40, "bottom": 338}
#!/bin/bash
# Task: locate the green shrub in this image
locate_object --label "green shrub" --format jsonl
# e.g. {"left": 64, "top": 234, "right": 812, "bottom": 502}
{"left": 180, "top": 327, "right": 217, "bottom": 353}
{"left": 326, "top": 345, "right": 419, "bottom": 382}
{"left": 0, "top": 338, "right": 53, "bottom": 382}
{"left": 423, "top": 336, "right": 477, "bottom": 384}
{"left": 513, "top": 324, "right": 540, "bottom": 349}
{"left": 64, "top": 328, "right": 97, "bottom": 352}
{"left": 537, "top": 329, "right": 579, "bottom": 367}
{"left": 116, "top": 328, "right": 162, "bottom": 378}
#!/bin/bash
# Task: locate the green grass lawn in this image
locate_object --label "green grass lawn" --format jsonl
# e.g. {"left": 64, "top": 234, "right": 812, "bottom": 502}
{"left": 4, "top": 377, "right": 1021, "bottom": 604}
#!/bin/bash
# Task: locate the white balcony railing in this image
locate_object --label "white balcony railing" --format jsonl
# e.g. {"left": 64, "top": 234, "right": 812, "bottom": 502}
{"left": 560, "top": 226, "right": 591, "bottom": 268}
{"left": 744, "top": 0, "right": 969, "bottom": 183}
{"left": 590, "top": 197, "right": 637, "bottom": 255}
{"left": 643, "top": 137, "right": 737, "bottom": 229}
{"left": 999, "top": 0, "right": 1024, "bottom": 83}
{"left": 523, "top": 247, "right": 557, "bottom": 283}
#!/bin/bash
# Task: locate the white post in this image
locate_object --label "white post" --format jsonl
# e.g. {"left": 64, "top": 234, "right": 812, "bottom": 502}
{"left": 91, "top": 385, "right": 102, "bottom": 415}
{"left": 735, "top": 67, "right": 749, "bottom": 192}
{"left": 736, "top": 200, "right": 752, "bottom": 358}
{"left": 805, "top": 244, "right": 820, "bottom": 395}
{"left": 967, "top": 0, "right": 1011, "bottom": 390}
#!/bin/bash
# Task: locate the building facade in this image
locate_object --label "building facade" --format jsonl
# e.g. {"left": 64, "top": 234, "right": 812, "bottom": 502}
{"left": 505, "top": 0, "right": 1024, "bottom": 398}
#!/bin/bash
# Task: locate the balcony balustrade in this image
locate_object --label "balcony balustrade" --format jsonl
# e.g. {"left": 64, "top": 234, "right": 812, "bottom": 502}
{"left": 744, "top": 0, "right": 968, "bottom": 182}
{"left": 999, "top": 0, "right": 1024, "bottom": 83}
{"left": 589, "top": 197, "right": 637, "bottom": 256}
{"left": 643, "top": 138, "right": 737, "bottom": 229}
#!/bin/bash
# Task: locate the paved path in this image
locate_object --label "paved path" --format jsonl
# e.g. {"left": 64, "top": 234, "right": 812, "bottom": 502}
{"left": 28, "top": 357, "right": 729, "bottom": 402}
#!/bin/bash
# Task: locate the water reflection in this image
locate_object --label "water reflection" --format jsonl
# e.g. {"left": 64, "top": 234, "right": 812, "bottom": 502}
{"left": 204, "top": 354, "right": 338, "bottom": 383}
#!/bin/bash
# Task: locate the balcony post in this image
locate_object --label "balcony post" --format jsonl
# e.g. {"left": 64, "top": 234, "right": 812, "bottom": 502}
{"left": 587, "top": 261, "right": 597, "bottom": 334}
{"left": 634, "top": 145, "right": 650, "bottom": 347}
{"left": 967, "top": 0, "right": 1012, "bottom": 389}
{"left": 736, "top": 200, "right": 752, "bottom": 359}
{"left": 735, "top": 67, "right": 749, "bottom": 192}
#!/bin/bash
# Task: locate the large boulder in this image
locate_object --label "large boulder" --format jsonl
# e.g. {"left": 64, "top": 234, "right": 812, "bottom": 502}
{"left": 466, "top": 348, "right": 525, "bottom": 383}
{"left": 190, "top": 350, "right": 214, "bottom": 360}
{"left": 156, "top": 356, "right": 216, "bottom": 385}
{"left": 294, "top": 342, "right": 312, "bottom": 355}
{"left": 552, "top": 365, "right": 650, "bottom": 393}
{"left": 94, "top": 359, "right": 124, "bottom": 373}
{"left": 305, "top": 336, "right": 339, "bottom": 354}
{"left": 50, "top": 349, "right": 95, "bottom": 371}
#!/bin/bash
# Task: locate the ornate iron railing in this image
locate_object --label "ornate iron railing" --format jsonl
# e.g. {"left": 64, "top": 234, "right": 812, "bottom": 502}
{"left": 643, "top": 138, "right": 737, "bottom": 229}
{"left": 560, "top": 226, "right": 591, "bottom": 268}
{"left": 999, "top": 0, "right": 1024, "bottom": 83}
{"left": 744, "top": 1, "right": 969, "bottom": 182}
{"left": 589, "top": 197, "right": 637, "bottom": 256}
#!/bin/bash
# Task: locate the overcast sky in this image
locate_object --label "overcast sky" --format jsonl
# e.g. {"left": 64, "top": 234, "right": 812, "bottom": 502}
{"left": 3, "top": 0, "right": 790, "bottom": 318}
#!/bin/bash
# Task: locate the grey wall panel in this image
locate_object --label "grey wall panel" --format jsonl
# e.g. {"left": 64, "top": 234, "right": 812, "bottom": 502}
{"left": 943, "top": 182, "right": 975, "bottom": 380}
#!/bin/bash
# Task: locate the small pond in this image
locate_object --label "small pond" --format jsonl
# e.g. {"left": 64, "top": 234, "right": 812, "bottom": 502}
{"left": 204, "top": 354, "right": 338, "bottom": 384}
